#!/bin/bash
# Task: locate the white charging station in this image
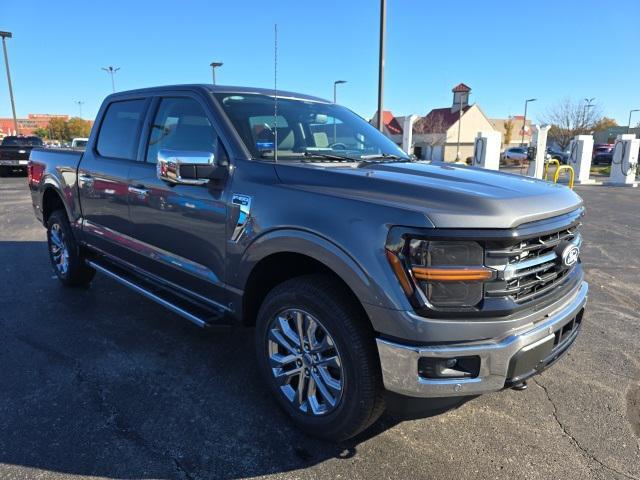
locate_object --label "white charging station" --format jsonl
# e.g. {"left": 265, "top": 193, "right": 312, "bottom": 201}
{"left": 472, "top": 131, "right": 501, "bottom": 170}
{"left": 605, "top": 134, "right": 639, "bottom": 187}
{"left": 527, "top": 125, "right": 550, "bottom": 179}
{"left": 402, "top": 115, "right": 417, "bottom": 156}
{"left": 568, "top": 135, "right": 597, "bottom": 184}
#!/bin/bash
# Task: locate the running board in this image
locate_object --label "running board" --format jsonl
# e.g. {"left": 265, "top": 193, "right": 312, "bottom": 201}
{"left": 87, "top": 260, "right": 231, "bottom": 330}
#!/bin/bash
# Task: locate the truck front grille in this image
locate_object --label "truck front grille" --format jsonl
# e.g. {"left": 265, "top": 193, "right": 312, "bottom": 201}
{"left": 485, "top": 223, "right": 582, "bottom": 305}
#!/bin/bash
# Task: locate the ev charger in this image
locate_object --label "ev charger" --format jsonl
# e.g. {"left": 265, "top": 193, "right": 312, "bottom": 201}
{"left": 472, "top": 131, "right": 501, "bottom": 170}
{"left": 402, "top": 115, "right": 418, "bottom": 156}
{"left": 605, "top": 134, "right": 639, "bottom": 187}
{"left": 527, "top": 125, "right": 551, "bottom": 179}
{"left": 568, "top": 135, "right": 596, "bottom": 184}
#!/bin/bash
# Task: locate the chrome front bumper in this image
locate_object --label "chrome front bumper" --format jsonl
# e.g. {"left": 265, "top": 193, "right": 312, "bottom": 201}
{"left": 376, "top": 281, "right": 588, "bottom": 398}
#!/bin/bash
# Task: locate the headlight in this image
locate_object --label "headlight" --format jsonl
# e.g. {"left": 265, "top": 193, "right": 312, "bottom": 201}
{"left": 386, "top": 237, "right": 492, "bottom": 309}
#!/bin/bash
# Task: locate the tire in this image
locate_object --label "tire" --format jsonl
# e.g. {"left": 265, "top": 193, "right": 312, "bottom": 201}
{"left": 46, "top": 209, "right": 95, "bottom": 287}
{"left": 255, "top": 274, "right": 385, "bottom": 441}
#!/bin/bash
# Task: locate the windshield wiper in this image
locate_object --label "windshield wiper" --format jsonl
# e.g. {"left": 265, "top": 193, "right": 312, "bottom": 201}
{"left": 302, "top": 152, "right": 356, "bottom": 162}
{"left": 358, "top": 153, "right": 410, "bottom": 162}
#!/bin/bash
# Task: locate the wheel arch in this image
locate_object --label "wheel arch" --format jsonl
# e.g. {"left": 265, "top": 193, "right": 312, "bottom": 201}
{"left": 237, "top": 230, "right": 385, "bottom": 327}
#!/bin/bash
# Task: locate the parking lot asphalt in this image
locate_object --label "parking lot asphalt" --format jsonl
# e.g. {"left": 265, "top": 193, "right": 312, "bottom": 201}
{"left": 0, "top": 174, "right": 639, "bottom": 480}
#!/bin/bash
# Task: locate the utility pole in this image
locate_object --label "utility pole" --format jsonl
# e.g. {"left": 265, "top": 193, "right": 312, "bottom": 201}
{"left": 628, "top": 109, "right": 639, "bottom": 134}
{"left": 455, "top": 95, "right": 463, "bottom": 161}
{"left": 75, "top": 100, "right": 85, "bottom": 119}
{"left": 0, "top": 31, "right": 19, "bottom": 135}
{"left": 521, "top": 98, "right": 537, "bottom": 146}
{"left": 376, "top": 0, "right": 386, "bottom": 132}
{"left": 210, "top": 61, "right": 223, "bottom": 85}
{"left": 101, "top": 66, "right": 120, "bottom": 93}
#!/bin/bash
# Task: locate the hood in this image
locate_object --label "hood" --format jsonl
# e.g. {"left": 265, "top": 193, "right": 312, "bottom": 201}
{"left": 274, "top": 161, "right": 583, "bottom": 229}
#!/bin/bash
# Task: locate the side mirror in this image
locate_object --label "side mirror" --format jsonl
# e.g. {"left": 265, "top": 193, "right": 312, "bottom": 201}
{"left": 157, "top": 149, "right": 216, "bottom": 185}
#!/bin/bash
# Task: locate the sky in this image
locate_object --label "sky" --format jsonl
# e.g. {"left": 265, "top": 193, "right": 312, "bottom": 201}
{"left": 2, "top": 0, "right": 640, "bottom": 125}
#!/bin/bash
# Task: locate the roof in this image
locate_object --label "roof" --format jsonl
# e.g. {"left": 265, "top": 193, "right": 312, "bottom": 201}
{"left": 451, "top": 83, "right": 471, "bottom": 93}
{"left": 105, "top": 84, "right": 331, "bottom": 104}
{"left": 369, "top": 110, "right": 403, "bottom": 135}
{"left": 413, "top": 106, "right": 471, "bottom": 134}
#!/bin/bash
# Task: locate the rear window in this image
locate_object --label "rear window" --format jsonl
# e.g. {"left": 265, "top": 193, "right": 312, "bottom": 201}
{"left": 2, "top": 136, "right": 43, "bottom": 146}
{"left": 96, "top": 99, "right": 146, "bottom": 159}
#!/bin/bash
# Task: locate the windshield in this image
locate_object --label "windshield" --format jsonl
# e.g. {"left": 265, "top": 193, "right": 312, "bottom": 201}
{"left": 2, "top": 136, "right": 43, "bottom": 146}
{"left": 214, "top": 92, "right": 409, "bottom": 161}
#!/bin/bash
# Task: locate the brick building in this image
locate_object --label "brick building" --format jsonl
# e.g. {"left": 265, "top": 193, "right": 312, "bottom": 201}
{"left": 0, "top": 113, "right": 70, "bottom": 137}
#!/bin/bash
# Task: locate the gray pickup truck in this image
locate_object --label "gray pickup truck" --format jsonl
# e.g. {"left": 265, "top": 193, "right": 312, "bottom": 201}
{"left": 28, "top": 85, "right": 587, "bottom": 441}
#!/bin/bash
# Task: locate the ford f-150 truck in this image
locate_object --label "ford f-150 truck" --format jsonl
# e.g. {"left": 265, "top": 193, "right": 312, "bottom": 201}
{"left": 0, "top": 135, "right": 43, "bottom": 175}
{"left": 28, "top": 85, "right": 587, "bottom": 441}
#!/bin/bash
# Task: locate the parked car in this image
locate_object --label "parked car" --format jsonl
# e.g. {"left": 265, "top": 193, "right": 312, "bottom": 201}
{"left": 28, "top": 85, "right": 587, "bottom": 441}
{"left": 71, "top": 137, "right": 89, "bottom": 148}
{"left": 501, "top": 146, "right": 528, "bottom": 162}
{"left": 592, "top": 144, "right": 614, "bottom": 165}
{"left": 546, "top": 147, "right": 569, "bottom": 164}
{"left": 0, "top": 135, "right": 43, "bottom": 176}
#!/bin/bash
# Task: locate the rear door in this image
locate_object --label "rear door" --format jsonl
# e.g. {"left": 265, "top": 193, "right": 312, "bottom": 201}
{"left": 78, "top": 97, "right": 150, "bottom": 259}
{"left": 127, "top": 94, "right": 230, "bottom": 305}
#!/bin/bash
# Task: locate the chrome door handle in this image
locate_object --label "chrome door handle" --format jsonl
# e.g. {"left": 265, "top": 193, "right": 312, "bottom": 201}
{"left": 78, "top": 174, "right": 94, "bottom": 185}
{"left": 128, "top": 185, "right": 149, "bottom": 196}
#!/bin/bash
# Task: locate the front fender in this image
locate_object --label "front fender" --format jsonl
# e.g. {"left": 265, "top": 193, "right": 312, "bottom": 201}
{"left": 234, "top": 228, "right": 407, "bottom": 310}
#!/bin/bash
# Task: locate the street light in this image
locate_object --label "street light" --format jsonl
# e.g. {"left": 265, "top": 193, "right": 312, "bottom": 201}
{"left": 376, "top": 0, "right": 386, "bottom": 132}
{"left": 75, "top": 100, "right": 85, "bottom": 119}
{"left": 101, "top": 66, "right": 120, "bottom": 93}
{"left": 521, "top": 98, "right": 537, "bottom": 146}
{"left": 333, "top": 80, "right": 347, "bottom": 104}
{"left": 0, "top": 31, "right": 19, "bottom": 135}
{"left": 210, "top": 61, "right": 223, "bottom": 85}
{"left": 582, "top": 97, "right": 595, "bottom": 132}
{"left": 628, "top": 109, "right": 640, "bottom": 134}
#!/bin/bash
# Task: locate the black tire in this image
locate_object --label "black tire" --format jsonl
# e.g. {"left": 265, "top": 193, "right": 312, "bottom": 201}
{"left": 255, "top": 274, "right": 385, "bottom": 442}
{"left": 46, "top": 209, "right": 95, "bottom": 287}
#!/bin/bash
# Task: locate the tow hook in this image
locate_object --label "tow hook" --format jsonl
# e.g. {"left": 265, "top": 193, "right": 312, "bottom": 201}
{"left": 511, "top": 381, "right": 528, "bottom": 391}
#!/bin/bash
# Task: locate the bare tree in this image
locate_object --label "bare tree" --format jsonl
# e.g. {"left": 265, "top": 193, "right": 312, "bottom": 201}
{"left": 540, "top": 98, "right": 604, "bottom": 149}
{"left": 413, "top": 112, "right": 448, "bottom": 150}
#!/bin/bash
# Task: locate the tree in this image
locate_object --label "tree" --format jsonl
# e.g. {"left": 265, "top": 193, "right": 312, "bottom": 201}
{"left": 32, "top": 127, "right": 50, "bottom": 139}
{"left": 503, "top": 117, "right": 514, "bottom": 146}
{"left": 66, "top": 117, "right": 92, "bottom": 139}
{"left": 591, "top": 116, "right": 618, "bottom": 132}
{"left": 541, "top": 98, "right": 604, "bottom": 149}
{"left": 48, "top": 117, "right": 68, "bottom": 142}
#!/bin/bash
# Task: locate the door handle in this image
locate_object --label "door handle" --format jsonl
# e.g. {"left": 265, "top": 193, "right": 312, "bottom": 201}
{"left": 78, "top": 174, "right": 94, "bottom": 185}
{"left": 128, "top": 184, "right": 149, "bottom": 196}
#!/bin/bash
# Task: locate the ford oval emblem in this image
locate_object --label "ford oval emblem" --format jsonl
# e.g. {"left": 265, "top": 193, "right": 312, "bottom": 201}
{"left": 561, "top": 244, "right": 580, "bottom": 268}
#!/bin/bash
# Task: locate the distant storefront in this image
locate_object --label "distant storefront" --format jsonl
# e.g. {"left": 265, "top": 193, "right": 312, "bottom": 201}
{"left": 0, "top": 113, "right": 70, "bottom": 137}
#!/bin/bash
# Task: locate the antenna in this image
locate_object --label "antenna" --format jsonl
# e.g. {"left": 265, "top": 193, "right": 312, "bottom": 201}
{"left": 273, "top": 23, "right": 278, "bottom": 162}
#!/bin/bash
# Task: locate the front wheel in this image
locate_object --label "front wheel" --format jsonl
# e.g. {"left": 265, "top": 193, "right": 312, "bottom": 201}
{"left": 47, "top": 209, "right": 95, "bottom": 287}
{"left": 255, "top": 274, "right": 385, "bottom": 441}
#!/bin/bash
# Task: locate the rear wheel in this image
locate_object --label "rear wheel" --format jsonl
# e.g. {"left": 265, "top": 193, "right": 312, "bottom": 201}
{"left": 255, "top": 274, "right": 385, "bottom": 441}
{"left": 46, "top": 209, "right": 95, "bottom": 287}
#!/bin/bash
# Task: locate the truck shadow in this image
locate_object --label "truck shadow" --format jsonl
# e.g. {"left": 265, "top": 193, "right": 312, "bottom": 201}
{"left": 0, "top": 240, "right": 472, "bottom": 479}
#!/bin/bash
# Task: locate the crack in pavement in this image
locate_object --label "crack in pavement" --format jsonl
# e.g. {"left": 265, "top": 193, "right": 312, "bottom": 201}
{"left": 533, "top": 378, "right": 639, "bottom": 480}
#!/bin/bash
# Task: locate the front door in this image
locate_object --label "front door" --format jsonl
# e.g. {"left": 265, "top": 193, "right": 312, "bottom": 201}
{"left": 127, "top": 95, "right": 229, "bottom": 306}
{"left": 78, "top": 98, "right": 149, "bottom": 259}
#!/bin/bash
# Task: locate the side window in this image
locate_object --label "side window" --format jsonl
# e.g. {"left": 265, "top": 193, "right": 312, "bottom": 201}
{"left": 96, "top": 99, "right": 146, "bottom": 159}
{"left": 146, "top": 97, "right": 216, "bottom": 163}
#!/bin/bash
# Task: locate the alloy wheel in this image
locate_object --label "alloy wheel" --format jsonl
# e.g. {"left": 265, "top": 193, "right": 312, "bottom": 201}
{"left": 49, "top": 223, "right": 70, "bottom": 276}
{"left": 267, "top": 308, "right": 344, "bottom": 416}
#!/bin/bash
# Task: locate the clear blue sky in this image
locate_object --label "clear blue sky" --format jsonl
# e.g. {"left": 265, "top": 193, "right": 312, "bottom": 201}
{"left": 2, "top": 0, "right": 639, "bottom": 125}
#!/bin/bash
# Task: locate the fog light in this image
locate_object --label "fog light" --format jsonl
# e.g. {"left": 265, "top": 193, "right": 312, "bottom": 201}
{"left": 418, "top": 356, "right": 480, "bottom": 379}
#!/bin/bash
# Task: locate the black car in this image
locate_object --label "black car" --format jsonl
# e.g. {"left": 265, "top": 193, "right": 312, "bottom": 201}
{"left": 592, "top": 144, "right": 614, "bottom": 165}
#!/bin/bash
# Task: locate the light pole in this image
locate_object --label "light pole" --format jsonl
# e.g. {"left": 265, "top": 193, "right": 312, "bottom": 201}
{"left": 102, "top": 66, "right": 120, "bottom": 93}
{"left": 333, "top": 80, "right": 346, "bottom": 104}
{"left": 0, "top": 31, "right": 19, "bottom": 135}
{"left": 376, "top": 0, "right": 386, "bottom": 132}
{"left": 455, "top": 93, "right": 469, "bottom": 161}
{"left": 210, "top": 62, "right": 223, "bottom": 85}
{"left": 75, "top": 100, "right": 85, "bottom": 119}
{"left": 582, "top": 97, "right": 595, "bottom": 132}
{"left": 521, "top": 98, "right": 537, "bottom": 146}
{"left": 628, "top": 109, "right": 640, "bottom": 134}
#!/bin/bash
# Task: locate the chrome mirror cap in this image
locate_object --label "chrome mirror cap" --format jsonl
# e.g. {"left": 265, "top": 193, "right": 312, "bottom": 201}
{"left": 157, "top": 149, "right": 215, "bottom": 185}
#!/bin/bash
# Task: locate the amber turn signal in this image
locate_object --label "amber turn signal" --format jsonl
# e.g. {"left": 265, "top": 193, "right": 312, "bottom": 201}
{"left": 412, "top": 267, "right": 492, "bottom": 282}
{"left": 385, "top": 250, "right": 414, "bottom": 295}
